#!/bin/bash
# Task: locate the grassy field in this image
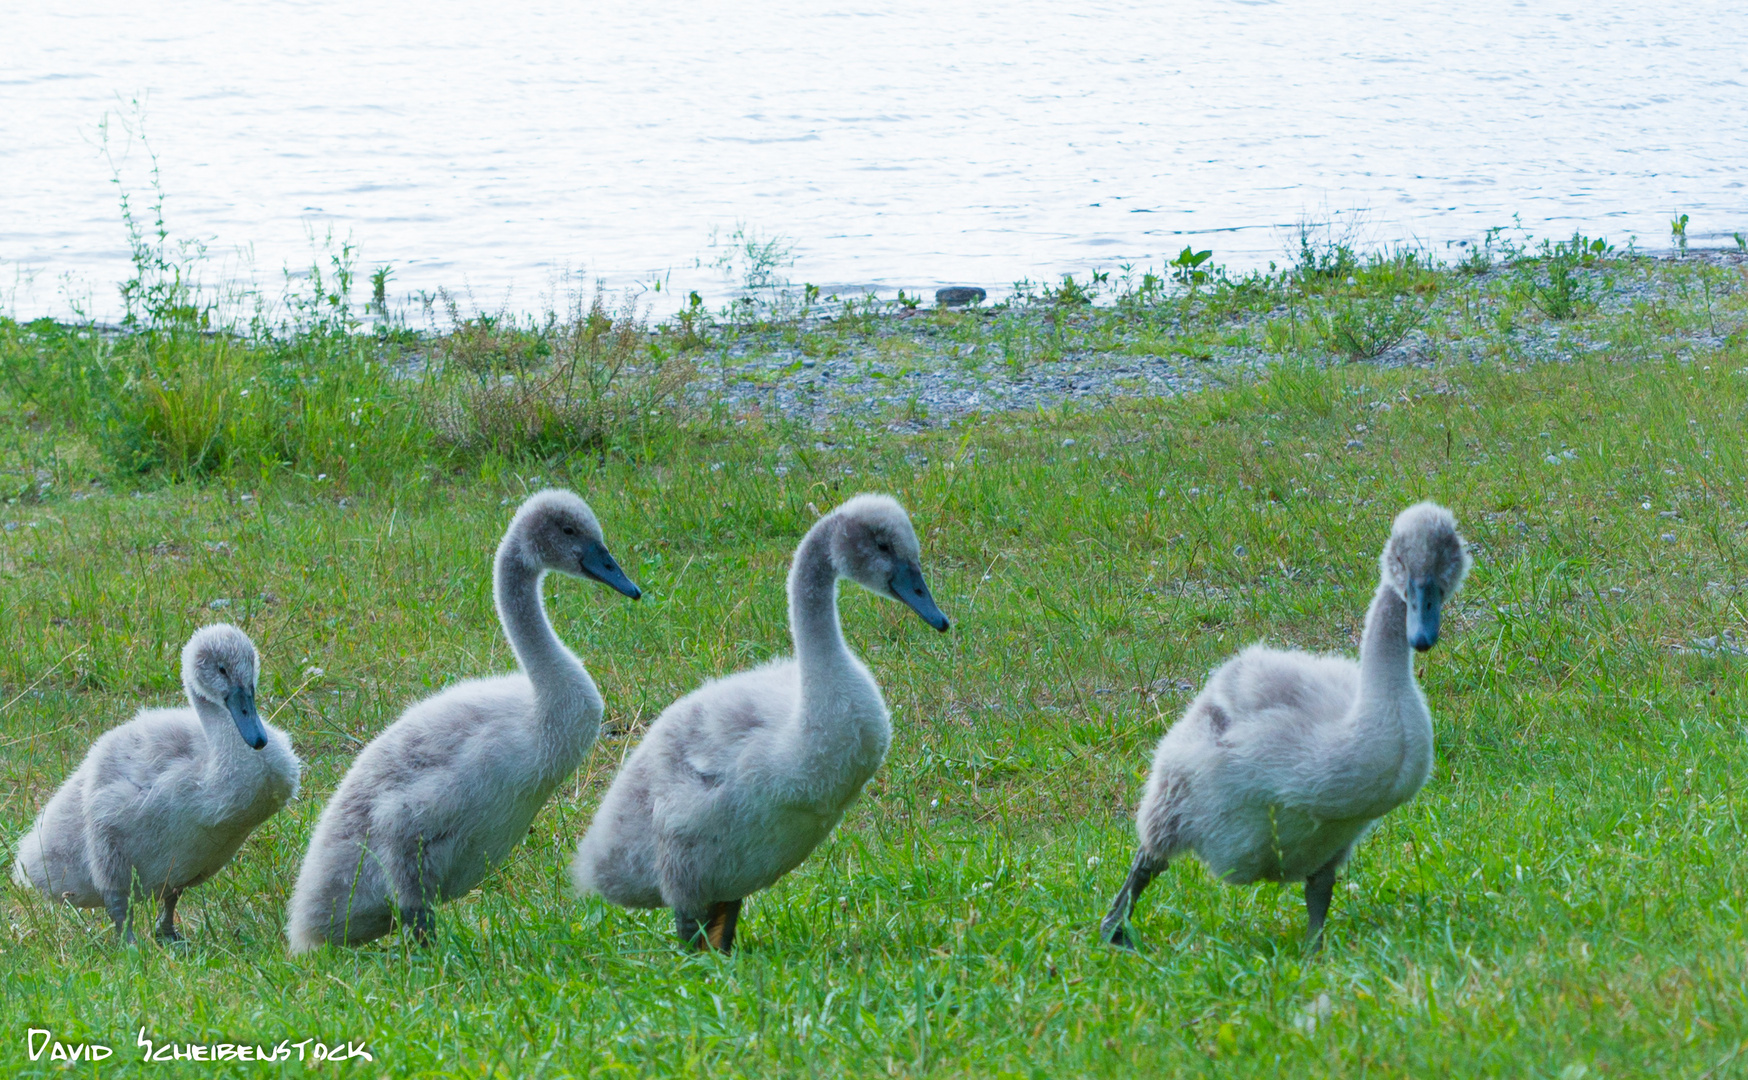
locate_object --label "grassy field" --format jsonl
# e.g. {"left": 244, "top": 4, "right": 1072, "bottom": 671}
{"left": 2, "top": 248, "right": 1747, "bottom": 1076}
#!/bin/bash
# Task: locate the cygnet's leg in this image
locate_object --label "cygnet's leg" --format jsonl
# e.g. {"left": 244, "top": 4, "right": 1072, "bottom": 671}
{"left": 1100, "top": 851, "right": 1164, "bottom": 949}
{"left": 703, "top": 900, "right": 742, "bottom": 954}
{"left": 1304, "top": 853, "right": 1343, "bottom": 949}
{"left": 401, "top": 906, "right": 435, "bottom": 947}
{"left": 675, "top": 901, "right": 742, "bottom": 953}
{"left": 156, "top": 888, "right": 185, "bottom": 942}
{"left": 675, "top": 908, "right": 705, "bottom": 949}
{"left": 390, "top": 833, "right": 445, "bottom": 947}
{"left": 104, "top": 890, "right": 136, "bottom": 945}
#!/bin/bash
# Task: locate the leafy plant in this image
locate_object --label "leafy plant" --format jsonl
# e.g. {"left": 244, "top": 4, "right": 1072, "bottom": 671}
{"left": 1169, "top": 247, "right": 1215, "bottom": 288}
{"left": 1048, "top": 274, "right": 1098, "bottom": 307}
{"left": 1671, "top": 212, "right": 1689, "bottom": 253}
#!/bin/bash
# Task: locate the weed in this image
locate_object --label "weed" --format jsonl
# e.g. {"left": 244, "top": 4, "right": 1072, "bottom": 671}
{"left": 1456, "top": 227, "right": 1504, "bottom": 276}
{"left": 707, "top": 222, "right": 796, "bottom": 301}
{"left": 1047, "top": 274, "right": 1098, "bottom": 307}
{"left": 1169, "top": 246, "right": 1216, "bottom": 288}
{"left": 369, "top": 265, "right": 393, "bottom": 315}
{"left": 1515, "top": 233, "right": 1611, "bottom": 321}
{"left": 99, "top": 106, "right": 213, "bottom": 332}
{"left": 1291, "top": 225, "right": 1362, "bottom": 284}
{"left": 1671, "top": 212, "right": 1689, "bottom": 253}
{"left": 1314, "top": 294, "right": 1427, "bottom": 360}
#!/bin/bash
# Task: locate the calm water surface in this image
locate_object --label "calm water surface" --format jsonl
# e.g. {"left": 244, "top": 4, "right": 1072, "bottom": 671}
{"left": 3, "top": 0, "right": 1745, "bottom": 318}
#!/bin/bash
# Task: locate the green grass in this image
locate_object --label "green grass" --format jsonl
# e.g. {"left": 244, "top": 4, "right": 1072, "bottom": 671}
{"left": 3, "top": 325, "right": 1747, "bottom": 1075}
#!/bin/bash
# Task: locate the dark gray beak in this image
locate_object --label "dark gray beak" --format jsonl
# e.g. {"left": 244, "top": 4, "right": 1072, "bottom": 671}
{"left": 580, "top": 540, "right": 641, "bottom": 600}
{"left": 889, "top": 561, "right": 950, "bottom": 632}
{"left": 225, "top": 685, "right": 268, "bottom": 750}
{"left": 1405, "top": 578, "right": 1442, "bottom": 652}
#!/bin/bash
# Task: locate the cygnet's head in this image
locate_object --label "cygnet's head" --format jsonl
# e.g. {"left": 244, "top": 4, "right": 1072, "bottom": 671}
{"left": 1380, "top": 501, "right": 1471, "bottom": 652}
{"left": 505, "top": 489, "right": 642, "bottom": 599}
{"left": 829, "top": 493, "right": 950, "bottom": 632}
{"left": 181, "top": 623, "right": 268, "bottom": 750}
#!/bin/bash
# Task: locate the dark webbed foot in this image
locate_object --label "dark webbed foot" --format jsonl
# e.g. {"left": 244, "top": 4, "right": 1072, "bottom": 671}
{"left": 1099, "top": 852, "right": 1162, "bottom": 950}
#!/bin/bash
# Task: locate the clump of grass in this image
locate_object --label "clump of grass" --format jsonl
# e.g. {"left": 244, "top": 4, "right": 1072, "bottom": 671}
{"left": 428, "top": 288, "right": 695, "bottom": 459}
{"left": 1315, "top": 294, "right": 1428, "bottom": 360}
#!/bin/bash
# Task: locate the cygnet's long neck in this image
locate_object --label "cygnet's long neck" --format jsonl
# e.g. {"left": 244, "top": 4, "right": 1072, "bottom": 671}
{"left": 191, "top": 692, "right": 265, "bottom": 802}
{"left": 1349, "top": 578, "right": 1434, "bottom": 799}
{"left": 785, "top": 514, "right": 888, "bottom": 799}
{"left": 788, "top": 515, "right": 856, "bottom": 696}
{"left": 495, "top": 540, "right": 601, "bottom": 766}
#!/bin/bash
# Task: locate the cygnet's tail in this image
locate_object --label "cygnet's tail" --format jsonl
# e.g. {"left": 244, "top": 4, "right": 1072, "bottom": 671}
{"left": 284, "top": 815, "right": 393, "bottom": 955}
{"left": 568, "top": 822, "right": 665, "bottom": 909}
{"left": 12, "top": 831, "right": 41, "bottom": 891}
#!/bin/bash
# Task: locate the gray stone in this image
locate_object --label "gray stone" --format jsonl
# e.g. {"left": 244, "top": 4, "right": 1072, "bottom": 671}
{"left": 935, "top": 286, "right": 987, "bottom": 307}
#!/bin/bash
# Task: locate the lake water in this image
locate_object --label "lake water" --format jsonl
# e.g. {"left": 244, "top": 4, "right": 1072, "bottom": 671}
{"left": 3, "top": 0, "right": 1744, "bottom": 321}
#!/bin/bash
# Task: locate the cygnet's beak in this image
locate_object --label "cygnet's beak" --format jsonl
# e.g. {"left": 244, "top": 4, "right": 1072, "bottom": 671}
{"left": 580, "top": 540, "right": 642, "bottom": 600}
{"left": 1405, "top": 577, "right": 1442, "bottom": 652}
{"left": 225, "top": 685, "right": 269, "bottom": 750}
{"left": 890, "top": 560, "right": 950, "bottom": 632}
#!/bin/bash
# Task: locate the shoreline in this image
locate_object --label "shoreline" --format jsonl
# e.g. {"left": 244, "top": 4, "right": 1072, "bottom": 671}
{"left": 2, "top": 244, "right": 1743, "bottom": 500}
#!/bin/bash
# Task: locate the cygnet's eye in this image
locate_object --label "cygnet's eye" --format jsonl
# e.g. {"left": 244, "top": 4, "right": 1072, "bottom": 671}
{"left": 561, "top": 525, "right": 576, "bottom": 536}
{"left": 217, "top": 664, "right": 228, "bottom": 677}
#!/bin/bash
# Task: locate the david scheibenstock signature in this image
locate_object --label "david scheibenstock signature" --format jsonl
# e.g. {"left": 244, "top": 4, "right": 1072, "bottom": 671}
{"left": 23, "top": 1028, "right": 373, "bottom": 1065}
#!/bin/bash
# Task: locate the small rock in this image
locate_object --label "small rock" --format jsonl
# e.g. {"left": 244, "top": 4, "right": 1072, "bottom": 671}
{"left": 208, "top": 598, "right": 232, "bottom": 610}
{"left": 1062, "top": 438, "right": 1076, "bottom": 447}
{"left": 935, "top": 286, "right": 987, "bottom": 307}
{"left": 1661, "top": 533, "right": 1678, "bottom": 543}
{"left": 1346, "top": 439, "right": 1365, "bottom": 450}
{"left": 801, "top": 357, "right": 817, "bottom": 368}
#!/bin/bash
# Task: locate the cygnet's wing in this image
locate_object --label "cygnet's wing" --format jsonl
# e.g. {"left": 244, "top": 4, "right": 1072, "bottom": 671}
{"left": 1208, "top": 646, "right": 1360, "bottom": 736}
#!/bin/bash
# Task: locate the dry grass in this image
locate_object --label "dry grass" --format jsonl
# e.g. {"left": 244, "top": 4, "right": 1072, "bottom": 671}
{"left": 428, "top": 288, "right": 695, "bottom": 458}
